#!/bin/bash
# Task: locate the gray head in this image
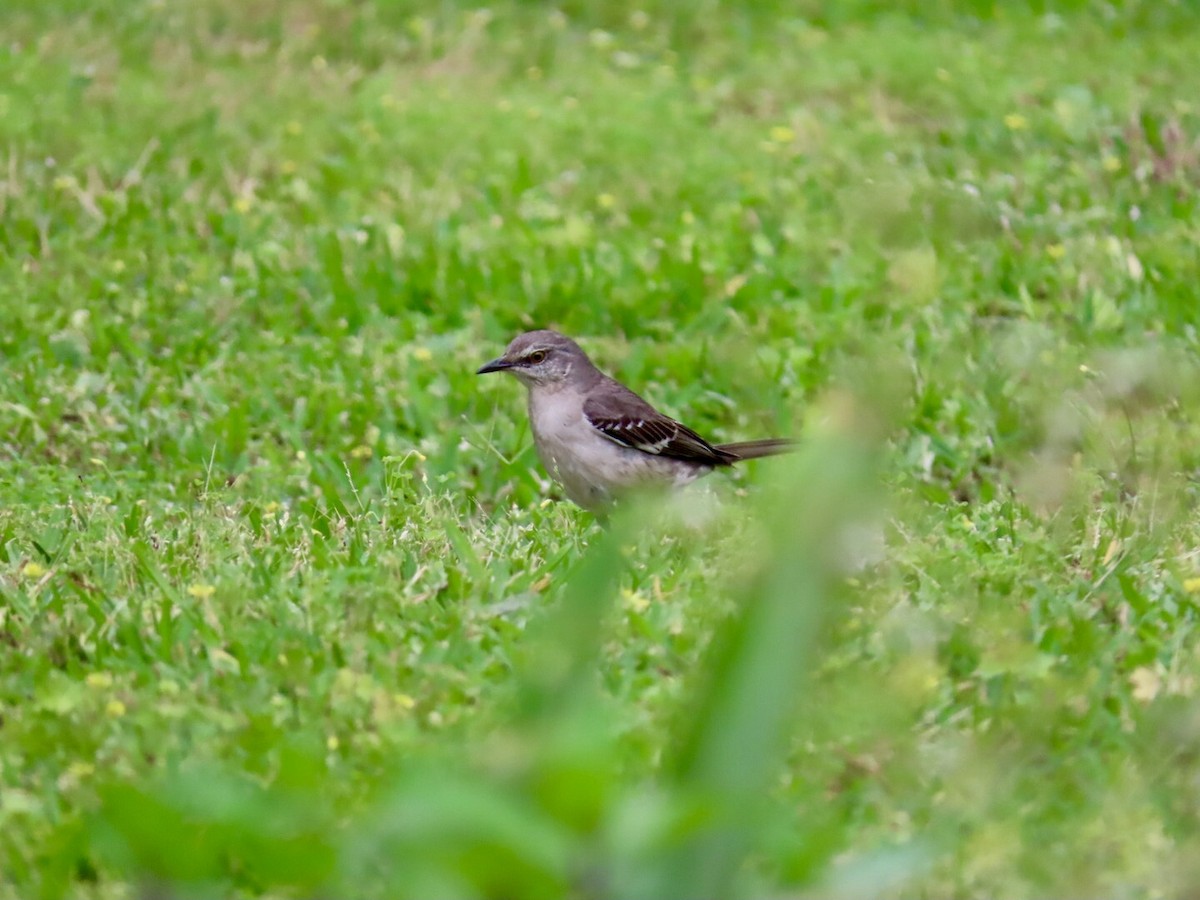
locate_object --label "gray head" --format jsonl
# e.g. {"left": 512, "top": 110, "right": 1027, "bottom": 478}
{"left": 477, "top": 329, "right": 596, "bottom": 389}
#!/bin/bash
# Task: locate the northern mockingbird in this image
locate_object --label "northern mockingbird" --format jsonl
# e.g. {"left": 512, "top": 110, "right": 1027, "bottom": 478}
{"left": 477, "top": 330, "right": 794, "bottom": 512}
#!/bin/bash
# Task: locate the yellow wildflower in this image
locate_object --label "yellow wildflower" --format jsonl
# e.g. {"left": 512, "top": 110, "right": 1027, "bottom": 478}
{"left": 1130, "top": 667, "right": 1161, "bottom": 703}
{"left": 622, "top": 588, "right": 650, "bottom": 614}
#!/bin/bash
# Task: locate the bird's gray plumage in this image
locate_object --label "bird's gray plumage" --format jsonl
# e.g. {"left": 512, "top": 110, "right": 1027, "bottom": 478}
{"left": 477, "top": 329, "right": 793, "bottom": 511}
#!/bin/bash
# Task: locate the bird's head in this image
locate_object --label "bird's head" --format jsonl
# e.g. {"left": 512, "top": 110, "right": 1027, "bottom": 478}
{"left": 477, "top": 330, "right": 588, "bottom": 389}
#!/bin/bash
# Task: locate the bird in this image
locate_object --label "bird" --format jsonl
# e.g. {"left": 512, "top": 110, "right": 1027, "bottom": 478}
{"left": 476, "top": 329, "right": 794, "bottom": 512}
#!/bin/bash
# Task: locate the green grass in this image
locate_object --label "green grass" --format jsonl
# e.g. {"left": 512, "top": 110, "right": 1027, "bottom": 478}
{"left": 3, "top": 0, "right": 1200, "bottom": 896}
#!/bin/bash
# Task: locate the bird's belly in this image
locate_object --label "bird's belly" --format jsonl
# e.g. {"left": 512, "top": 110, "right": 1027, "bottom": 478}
{"left": 532, "top": 421, "right": 618, "bottom": 511}
{"left": 533, "top": 417, "right": 710, "bottom": 511}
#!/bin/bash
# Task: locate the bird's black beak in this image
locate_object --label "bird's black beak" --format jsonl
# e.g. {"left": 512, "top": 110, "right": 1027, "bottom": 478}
{"left": 476, "top": 358, "right": 512, "bottom": 375}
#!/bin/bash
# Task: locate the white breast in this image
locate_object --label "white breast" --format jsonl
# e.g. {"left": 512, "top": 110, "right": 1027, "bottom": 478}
{"left": 526, "top": 388, "right": 710, "bottom": 511}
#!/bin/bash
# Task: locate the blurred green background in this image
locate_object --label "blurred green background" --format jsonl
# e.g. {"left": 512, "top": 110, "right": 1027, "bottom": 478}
{"left": 2, "top": 0, "right": 1200, "bottom": 897}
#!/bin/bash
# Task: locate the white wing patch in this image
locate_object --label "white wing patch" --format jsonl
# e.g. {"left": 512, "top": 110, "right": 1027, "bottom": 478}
{"left": 582, "top": 387, "right": 730, "bottom": 465}
{"left": 589, "top": 415, "right": 678, "bottom": 455}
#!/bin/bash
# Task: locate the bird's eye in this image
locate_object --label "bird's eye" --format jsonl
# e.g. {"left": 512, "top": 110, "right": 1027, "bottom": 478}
{"left": 527, "top": 350, "right": 548, "bottom": 364}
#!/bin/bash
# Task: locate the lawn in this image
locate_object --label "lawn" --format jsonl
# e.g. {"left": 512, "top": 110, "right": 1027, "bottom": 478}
{"left": 2, "top": 1, "right": 1200, "bottom": 897}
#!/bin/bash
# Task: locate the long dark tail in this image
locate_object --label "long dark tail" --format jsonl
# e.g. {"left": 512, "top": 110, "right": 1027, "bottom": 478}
{"left": 715, "top": 438, "right": 797, "bottom": 462}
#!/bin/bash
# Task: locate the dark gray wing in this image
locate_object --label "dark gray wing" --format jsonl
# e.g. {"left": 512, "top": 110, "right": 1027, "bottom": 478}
{"left": 583, "top": 380, "right": 734, "bottom": 465}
